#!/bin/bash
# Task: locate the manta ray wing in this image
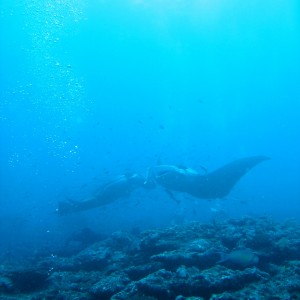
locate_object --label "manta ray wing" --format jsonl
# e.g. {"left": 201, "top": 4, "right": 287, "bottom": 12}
{"left": 187, "top": 156, "right": 270, "bottom": 199}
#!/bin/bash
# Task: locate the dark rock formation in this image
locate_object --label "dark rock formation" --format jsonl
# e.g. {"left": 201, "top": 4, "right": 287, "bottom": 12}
{"left": 1, "top": 216, "right": 300, "bottom": 299}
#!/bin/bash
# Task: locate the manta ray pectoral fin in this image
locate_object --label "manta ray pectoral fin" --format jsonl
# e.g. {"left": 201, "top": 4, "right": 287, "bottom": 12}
{"left": 189, "top": 156, "right": 270, "bottom": 199}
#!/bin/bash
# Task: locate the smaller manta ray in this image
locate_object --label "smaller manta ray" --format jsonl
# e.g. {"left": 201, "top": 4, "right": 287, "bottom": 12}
{"left": 145, "top": 156, "right": 269, "bottom": 199}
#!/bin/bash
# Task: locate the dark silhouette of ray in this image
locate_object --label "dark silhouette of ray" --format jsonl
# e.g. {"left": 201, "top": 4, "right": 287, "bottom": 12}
{"left": 178, "top": 156, "right": 269, "bottom": 199}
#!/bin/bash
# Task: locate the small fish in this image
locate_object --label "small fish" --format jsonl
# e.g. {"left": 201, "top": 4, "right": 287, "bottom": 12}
{"left": 217, "top": 248, "right": 259, "bottom": 267}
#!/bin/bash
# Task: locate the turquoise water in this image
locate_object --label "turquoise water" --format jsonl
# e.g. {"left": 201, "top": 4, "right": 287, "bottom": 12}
{"left": 0, "top": 0, "right": 299, "bottom": 256}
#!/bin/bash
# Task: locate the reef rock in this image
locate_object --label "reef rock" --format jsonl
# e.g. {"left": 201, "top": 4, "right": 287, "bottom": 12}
{"left": 1, "top": 216, "right": 300, "bottom": 299}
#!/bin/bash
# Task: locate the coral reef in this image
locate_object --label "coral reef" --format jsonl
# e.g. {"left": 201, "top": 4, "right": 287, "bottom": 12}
{"left": 1, "top": 216, "right": 300, "bottom": 299}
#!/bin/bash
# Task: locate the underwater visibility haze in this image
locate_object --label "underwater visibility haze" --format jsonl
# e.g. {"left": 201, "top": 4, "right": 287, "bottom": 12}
{"left": 0, "top": 0, "right": 300, "bottom": 298}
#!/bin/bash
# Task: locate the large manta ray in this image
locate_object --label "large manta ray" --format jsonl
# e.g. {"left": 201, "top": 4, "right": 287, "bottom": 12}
{"left": 146, "top": 156, "right": 269, "bottom": 199}
{"left": 58, "top": 156, "right": 269, "bottom": 215}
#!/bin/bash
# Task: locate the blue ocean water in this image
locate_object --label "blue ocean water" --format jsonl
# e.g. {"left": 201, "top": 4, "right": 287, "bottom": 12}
{"left": 0, "top": 0, "right": 299, "bottom": 258}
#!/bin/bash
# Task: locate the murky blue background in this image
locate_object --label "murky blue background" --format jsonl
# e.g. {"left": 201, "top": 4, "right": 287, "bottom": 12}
{"left": 1, "top": 0, "right": 299, "bottom": 258}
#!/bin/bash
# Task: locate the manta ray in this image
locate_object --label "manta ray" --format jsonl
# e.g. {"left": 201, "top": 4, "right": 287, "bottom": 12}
{"left": 58, "top": 156, "right": 269, "bottom": 215}
{"left": 58, "top": 173, "right": 145, "bottom": 215}
{"left": 146, "top": 156, "right": 269, "bottom": 199}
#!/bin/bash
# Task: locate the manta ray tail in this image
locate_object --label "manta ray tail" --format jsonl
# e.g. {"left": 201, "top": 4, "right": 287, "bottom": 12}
{"left": 190, "top": 156, "right": 270, "bottom": 199}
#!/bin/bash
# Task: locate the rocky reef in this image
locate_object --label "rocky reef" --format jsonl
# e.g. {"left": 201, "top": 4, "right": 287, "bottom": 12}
{"left": 1, "top": 216, "right": 300, "bottom": 299}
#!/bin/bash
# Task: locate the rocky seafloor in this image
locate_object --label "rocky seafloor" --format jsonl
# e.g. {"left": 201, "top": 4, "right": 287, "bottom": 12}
{"left": 1, "top": 216, "right": 300, "bottom": 300}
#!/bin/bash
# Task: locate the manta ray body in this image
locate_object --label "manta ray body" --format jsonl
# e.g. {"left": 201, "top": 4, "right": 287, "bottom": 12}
{"left": 58, "top": 156, "right": 269, "bottom": 215}
{"left": 147, "top": 156, "right": 269, "bottom": 199}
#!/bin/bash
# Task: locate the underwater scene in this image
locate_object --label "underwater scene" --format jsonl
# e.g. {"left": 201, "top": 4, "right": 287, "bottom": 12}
{"left": 0, "top": 0, "right": 300, "bottom": 299}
